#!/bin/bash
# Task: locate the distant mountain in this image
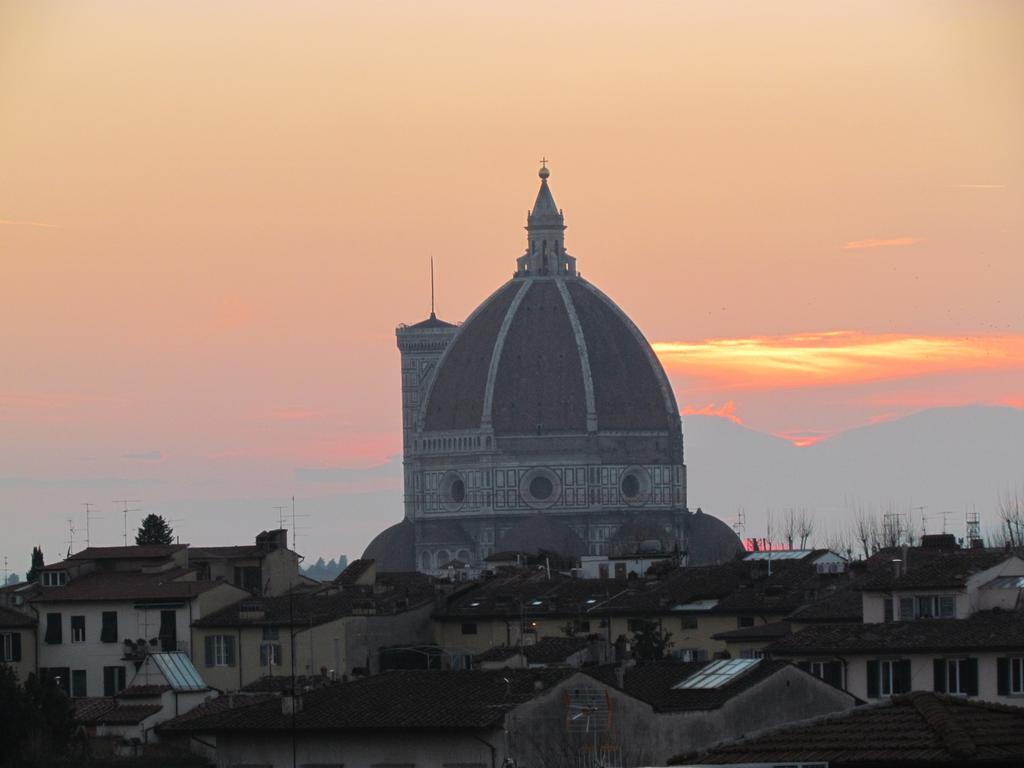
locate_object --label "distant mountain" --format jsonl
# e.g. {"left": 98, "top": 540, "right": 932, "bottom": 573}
{"left": 684, "top": 406, "right": 1024, "bottom": 540}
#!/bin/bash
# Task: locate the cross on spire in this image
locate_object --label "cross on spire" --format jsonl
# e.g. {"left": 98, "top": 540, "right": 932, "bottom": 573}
{"left": 539, "top": 156, "right": 548, "bottom": 168}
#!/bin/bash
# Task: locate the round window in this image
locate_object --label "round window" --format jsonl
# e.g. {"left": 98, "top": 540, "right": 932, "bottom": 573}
{"left": 450, "top": 478, "right": 465, "bottom": 504}
{"left": 621, "top": 473, "right": 640, "bottom": 499}
{"left": 529, "top": 475, "right": 554, "bottom": 500}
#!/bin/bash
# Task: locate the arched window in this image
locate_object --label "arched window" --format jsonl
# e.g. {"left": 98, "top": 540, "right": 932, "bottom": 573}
{"left": 436, "top": 549, "right": 451, "bottom": 567}
{"left": 419, "top": 551, "right": 432, "bottom": 571}
{"left": 456, "top": 549, "right": 472, "bottom": 564}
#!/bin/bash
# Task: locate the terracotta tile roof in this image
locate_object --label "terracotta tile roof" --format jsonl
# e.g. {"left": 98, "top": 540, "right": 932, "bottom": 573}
{"left": 0, "top": 605, "right": 36, "bottom": 628}
{"left": 859, "top": 548, "right": 1018, "bottom": 591}
{"left": 32, "top": 569, "right": 223, "bottom": 603}
{"left": 584, "top": 659, "right": 796, "bottom": 712}
{"left": 713, "top": 621, "right": 791, "bottom": 642}
{"left": 670, "top": 692, "right": 1024, "bottom": 765}
{"left": 73, "top": 698, "right": 117, "bottom": 724}
{"left": 241, "top": 675, "right": 335, "bottom": 693}
{"left": 474, "top": 636, "right": 590, "bottom": 665}
{"left": 189, "top": 545, "right": 264, "bottom": 559}
{"left": 334, "top": 558, "right": 374, "bottom": 585}
{"left": 74, "top": 697, "right": 161, "bottom": 725}
{"left": 768, "top": 609, "right": 1024, "bottom": 655}
{"left": 116, "top": 685, "right": 171, "bottom": 698}
{"left": 66, "top": 545, "right": 186, "bottom": 561}
{"left": 193, "top": 578, "right": 434, "bottom": 628}
{"left": 786, "top": 585, "right": 864, "bottom": 623}
{"left": 439, "top": 572, "right": 635, "bottom": 619}
{"left": 157, "top": 693, "right": 275, "bottom": 727}
{"left": 160, "top": 669, "right": 576, "bottom": 732}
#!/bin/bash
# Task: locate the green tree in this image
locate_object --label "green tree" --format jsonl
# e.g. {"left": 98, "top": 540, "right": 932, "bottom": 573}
{"left": 631, "top": 619, "right": 673, "bottom": 661}
{"left": 0, "top": 667, "right": 77, "bottom": 767}
{"left": 136, "top": 513, "right": 174, "bottom": 546}
{"left": 26, "top": 546, "right": 44, "bottom": 583}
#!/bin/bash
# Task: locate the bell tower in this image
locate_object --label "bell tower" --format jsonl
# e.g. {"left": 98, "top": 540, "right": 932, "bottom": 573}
{"left": 516, "top": 161, "right": 576, "bottom": 277}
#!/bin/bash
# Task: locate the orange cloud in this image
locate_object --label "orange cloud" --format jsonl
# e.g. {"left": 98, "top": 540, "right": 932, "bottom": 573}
{"left": 843, "top": 237, "right": 921, "bottom": 250}
{"left": 681, "top": 401, "right": 743, "bottom": 425}
{"left": 653, "top": 332, "right": 1024, "bottom": 390}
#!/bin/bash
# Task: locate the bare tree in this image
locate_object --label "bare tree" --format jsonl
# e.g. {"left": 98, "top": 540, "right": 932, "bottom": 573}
{"left": 997, "top": 489, "right": 1024, "bottom": 548}
{"left": 782, "top": 509, "right": 797, "bottom": 550}
{"left": 797, "top": 509, "right": 815, "bottom": 549}
{"left": 853, "top": 507, "right": 876, "bottom": 560}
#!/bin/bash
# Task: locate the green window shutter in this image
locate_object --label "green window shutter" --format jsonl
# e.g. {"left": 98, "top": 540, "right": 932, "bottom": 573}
{"left": 103, "top": 667, "right": 115, "bottom": 697}
{"left": 933, "top": 659, "right": 947, "bottom": 692}
{"left": 101, "top": 611, "right": 118, "bottom": 643}
{"left": 867, "top": 660, "right": 880, "bottom": 698}
{"left": 225, "top": 636, "right": 236, "bottom": 667}
{"left": 11, "top": 632, "right": 21, "bottom": 662}
{"left": 997, "top": 658, "right": 1010, "bottom": 696}
{"left": 204, "top": 636, "right": 215, "bottom": 667}
{"left": 894, "top": 660, "right": 912, "bottom": 694}
{"left": 965, "top": 658, "right": 979, "bottom": 697}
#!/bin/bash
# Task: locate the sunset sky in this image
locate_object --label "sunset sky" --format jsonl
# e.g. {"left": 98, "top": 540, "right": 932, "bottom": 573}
{"left": 1, "top": 1, "right": 1021, "bottom": 568}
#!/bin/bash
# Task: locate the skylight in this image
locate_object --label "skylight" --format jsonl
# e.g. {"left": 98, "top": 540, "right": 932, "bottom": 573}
{"left": 531, "top": 600, "right": 543, "bottom": 606}
{"left": 673, "top": 658, "right": 761, "bottom": 690}
{"left": 151, "top": 651, "right": 206, "bottom": 691}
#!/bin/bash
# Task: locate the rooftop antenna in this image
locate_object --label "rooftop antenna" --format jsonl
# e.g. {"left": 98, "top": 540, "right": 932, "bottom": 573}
{"left": 83, "top": 503, "right": 102, "bottom": 548}
{"left": 733, "top": 508, "right": 746, "bottom": 540}
{"left": 966, "top": 510, "right": 981, "bottom": 542}
{"left": 430, "top": 255, "right": 436, "bottom": 319}
{"left": 114, "top": 499, "right": 142, "bottom": 546}
{"left": 2, "top": 556, "right": 8, "bottom": 585}
{"left": 66, "top": 517, "right": 76, "bottom": 558}
{"left": 274, "top": 506, "right": 289, "bottom": 530}
{"left": 289, "top": 496, "right": 310, "bottom": 554}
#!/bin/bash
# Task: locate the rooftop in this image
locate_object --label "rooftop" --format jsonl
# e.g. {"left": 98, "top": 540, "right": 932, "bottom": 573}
{"left": 769, "top": 609, "right": 1024, "bottom": 655}
{"left": 160, "top": 669, "right": 576, "bottom": 733}
{"left": 31, "top": 568, "right": 225, "bottom": 603}
{"left": 0, "top": 605, "right": 35, "bottom": 628}
{"left": 670, "top": 692, "right": 1024, "bottom": 765}
{"left": 474, "top": 636, "right": 590, "bottom": 665}
{"left": 859, "top": 548, "right": 1019, "bottom": 591}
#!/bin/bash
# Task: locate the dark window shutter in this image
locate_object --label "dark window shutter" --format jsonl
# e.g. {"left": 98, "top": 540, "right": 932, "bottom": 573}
{"left": 824, "top": 661, "right": 843, "bottom": 688}
{"left": 101, "top": 612, "right": 118, "bottom": 643}
{"left": 933, "top": 659, "right": 947, "bottom": 692}
{"left": 117, "top": 666, "right": 126, "bottom": 691}
{"left": 225, "top": 636, "right": 236, "bottom": 667}
{"left": 966, "top": 658, "right": 979, "bottom": 696}
{"left": 104, "top": 667, "right": 115, "bottom": 697}
{"left": 45, "top": 613, "right": 62, "bottom": 644}
{"left": 159, "top": 610, "right": 177, "bottom": 651}
{"left": 204, "top": 636, "right": 215, "bottom": 667}
{"left": 997, "top": 657, "right": 1010, "bottom": 696}
{"left": 867, "top": 660, "right": 880, "bottom": 698}
{"left": 797, "top": 661, "right": 811, "bottom": 672}
{"left": 11, "top": 632, "right": 21, "bottom": 662}
{"left": 894, "top": 660, "right": 912, "bottom": 693}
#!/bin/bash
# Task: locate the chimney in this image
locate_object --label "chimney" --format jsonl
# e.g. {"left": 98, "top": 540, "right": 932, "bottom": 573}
{"left": 901, "top": 544, "right": 909, "bottom": 575}
{"left": 614, "top": 665, "right": 625, "bottom": 689}
{"left": 892, "top": 559, "right": 902, "bottom": 580}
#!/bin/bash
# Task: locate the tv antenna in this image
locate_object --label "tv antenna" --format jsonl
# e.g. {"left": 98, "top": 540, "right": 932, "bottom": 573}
{"left": 114, "top": 499, "right": 142, "bottom": 546}
{"left": 966, "top": 509, "right": 981, "bottom": 542}
{"left": 2, "top": 556, "right": 9, "bottom": 585}
{"left": 65, "top": 517, "right": 77, "bottom": 557}
{"left": 82, "top": 502, "right": 102, "bottom": 548}
{"left": 289, "top": 496, "right": 310, "bottom": 554}
{"left": 732, "top": 508, "right": 746, "bottom": 540}
{"left": 274, "top": 506, "right": 290, "bottom": 530}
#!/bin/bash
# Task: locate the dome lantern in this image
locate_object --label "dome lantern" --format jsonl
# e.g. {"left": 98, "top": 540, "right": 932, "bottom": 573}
{"left": 517, "top": 162, "right": 576, "bottom": 278}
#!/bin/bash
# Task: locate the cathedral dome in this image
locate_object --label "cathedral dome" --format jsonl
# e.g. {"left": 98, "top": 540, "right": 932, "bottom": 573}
{"left": 419, "top": 276, "right": 682, "bottom": 461}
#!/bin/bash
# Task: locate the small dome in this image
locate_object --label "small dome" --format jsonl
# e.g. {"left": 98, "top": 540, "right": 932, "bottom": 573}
{"left": 539, "top": 165, "right": 550, "bottom": 180}
{"left": 362, "top": 519, "right": 416, "bottom": 571}
{"left": 496, "top": 516, "right": 587, "bottom": 559}
{"left": 684, "top": 509, "right": 744, "bottom": 566}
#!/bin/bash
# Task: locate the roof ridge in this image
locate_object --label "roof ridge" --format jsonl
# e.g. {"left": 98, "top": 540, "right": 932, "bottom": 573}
{"left": 904, "top": 691, "right": 977, "bottom": 759}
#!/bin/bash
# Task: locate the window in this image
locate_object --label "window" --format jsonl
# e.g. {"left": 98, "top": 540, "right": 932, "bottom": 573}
{"left": 598, "top": 563, "right": 609, "bottom": 580}
{"left": 674, "top": 658, "right": 761, "bottom": 689}
{"left": 234, "top": 566, "right": 261, "bottom": 593}
{"left": 1, "top": 632, "right": 22, "bottom": 662}
{"left": 260, "top": 626, "right": 282, "bottom": 667}
{"left": 740, "top": 649, "right": 766, "bottom": 659}
{"left": 159, "top": 610, "right": 177, "bottom": 651}
{"left": 45, "top": 612, "right": 62, "bottom": 644}
{"left": 71, "top": 669, "right": 87, "bottom": 698}
{"left": 798, "top": 660, "right": 844, "bottom": 688}
{"left": 737, "top": 616, "right": 755, "bottom": 628}
{"left": 460, "top": 622, "right": 478, "bottom": 635}
{"left": 899, "top": 597, "right": 914, "bottom": 620}
{"left": 680, "top": 615, "right": 698, "bottom": 630}
{"left": 627, "top": 618, "right": 647, "bottom": 633}
{"left": 883, "top": 598, "right": 893, "bottom": 623}
{"left": 204, "top": 635, "right": 236, "bottom": 667}
{"left": 42, "top": 571, "right": 68, "bottom": 587}
{"left": 101, "top": 611, "right": 118, "bottom": 643}
{"left": 71, "top": 615, "right": 86, "bottom": 643}
{"left": 103, "top": 666, "right": 126, "bottom": 696}
{"left": 916, "top": 595, "right": 955, "bottom": 619}
{"left": 867, "top": 659, "right": 911, "bottom": 698}
{"left": 934, "top": 658, "right": 978, "bottom": 696}
{"left": 998, "top": 657, "right": 1024, "bottom": 696}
